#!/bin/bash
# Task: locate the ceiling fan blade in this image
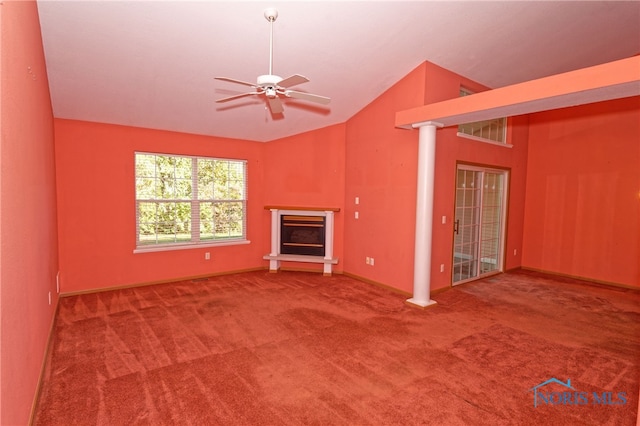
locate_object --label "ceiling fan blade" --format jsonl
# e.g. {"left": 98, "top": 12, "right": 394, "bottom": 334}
{"left": 215, "top": 77, "right": 257, "bottom": 88}
{"left": 285, "top": 90, "right": 331, "bottom": 105}
{"left": 278, "top": 74, "right": 310, "bottom": 88}
{"left": 267, "top": 97, "right": 284, "bottom": 114}
{"left": 216, "top": 92, "right": 259, "bottom": 103}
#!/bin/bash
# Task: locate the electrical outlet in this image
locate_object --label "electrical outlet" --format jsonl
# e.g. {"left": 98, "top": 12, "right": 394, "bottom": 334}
{"left": 355, "top": 197, "right": 359, "bottom": 205}
{"left": 514, "top": 249, "right": 517, "bottom": 256}
{"left": 205, "top": 252, "right": 211, "bottom": 260}
{"left": 440, "top": 264, "right": 444, "bottom": 272}
{"left": 355, "top": 211, "right": 359, "bottom": 219}
{"left": 366, "top": 257, "right": 370, "bottom": 265}
{"left": 370, "top": 258, "right": 375, "bottom": 266}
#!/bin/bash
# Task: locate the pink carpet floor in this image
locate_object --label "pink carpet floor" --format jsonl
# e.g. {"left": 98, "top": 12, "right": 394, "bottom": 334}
{"left": 33, "top": 269, "right": 640, "bottom": 425}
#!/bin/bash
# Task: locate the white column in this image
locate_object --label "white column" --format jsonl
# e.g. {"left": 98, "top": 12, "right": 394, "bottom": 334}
{"left": 269, "top": 209, "right": 280, "bottom": 272}
{"left": 323, "top": 211, "right": 334, "bottom": 276}
{"left": 407, "top": 122, "right": 441, "bottom": 308}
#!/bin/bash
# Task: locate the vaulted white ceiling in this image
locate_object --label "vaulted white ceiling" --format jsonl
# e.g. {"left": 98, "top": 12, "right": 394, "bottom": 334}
{"left": 37, "top": 1, "right": 640, "bottom": 142}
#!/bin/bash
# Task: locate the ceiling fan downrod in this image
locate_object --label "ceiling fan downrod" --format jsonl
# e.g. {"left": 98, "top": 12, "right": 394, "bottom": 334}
{"left": 264, "top": 8, "right": 278, "bottom": 77}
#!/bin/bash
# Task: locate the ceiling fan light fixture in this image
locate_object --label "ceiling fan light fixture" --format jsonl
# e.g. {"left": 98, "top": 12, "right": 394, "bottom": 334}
{"left": 265, "top": 87, "right": 277, "bottom": 98}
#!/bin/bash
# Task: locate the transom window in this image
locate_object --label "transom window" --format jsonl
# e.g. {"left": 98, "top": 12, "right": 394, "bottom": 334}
{"left": 135, "top": 152, "right": 247, "bottom": 250}
{"left": 457, "top": 87, "right": 507, "bottom": 144}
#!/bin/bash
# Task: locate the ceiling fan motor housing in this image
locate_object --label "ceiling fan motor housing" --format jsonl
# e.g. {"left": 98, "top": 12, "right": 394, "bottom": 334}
{"left": 258, "top": 74, "right": 282, "bottom": 98}
{"left": 257, "top": 74, "right": 283, "bottom": 86}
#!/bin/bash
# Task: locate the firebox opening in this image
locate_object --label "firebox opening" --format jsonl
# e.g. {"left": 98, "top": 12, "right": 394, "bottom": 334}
{"left": 280, "top": 215, "right": 325, "bottom": 256}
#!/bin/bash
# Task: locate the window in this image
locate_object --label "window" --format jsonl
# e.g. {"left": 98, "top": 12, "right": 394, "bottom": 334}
{"left": 135, "top": 152, "right": 247, "bottom": 250}
{"left": 457, "top": 87, "right": 507, "bottom": 144}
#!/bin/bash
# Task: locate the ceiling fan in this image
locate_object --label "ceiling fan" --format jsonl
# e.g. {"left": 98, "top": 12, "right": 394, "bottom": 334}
{"left": 215, "top": 8, "right": 330, "bottom": 115}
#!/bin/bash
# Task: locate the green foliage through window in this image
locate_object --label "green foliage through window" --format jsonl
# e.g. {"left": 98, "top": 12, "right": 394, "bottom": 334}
{"left": 135, "top": 153, "right": 247, "bottom": 248}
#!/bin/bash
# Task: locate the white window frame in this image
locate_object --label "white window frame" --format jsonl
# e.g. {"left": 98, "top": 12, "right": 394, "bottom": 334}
{"left": 457, "top": 87, "right": 508, "bottom": 145}
{"left": 134, "top": 152, "right": 249, "bottom": 253}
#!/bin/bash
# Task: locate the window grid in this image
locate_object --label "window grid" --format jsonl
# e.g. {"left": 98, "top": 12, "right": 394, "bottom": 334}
{"left": 479, "top": 172, "right": 503, "bottom": 274}
{"left": 453, "top": 169, "right": 482, "bottom": 282}
{"left": 135, "top": 152, "right": 247, "bottom": 250}
{"left": 458, "top": 87, "right": 507, "bottom": 144}
{"left": 453, "top": 168, "right": 506, "bottom": 284}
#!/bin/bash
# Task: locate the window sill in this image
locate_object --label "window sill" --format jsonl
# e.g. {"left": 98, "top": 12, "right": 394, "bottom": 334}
{"left": 134, "top": 239, "right": 250, "bottom": 254}
{"left": 456, "top": 132, "right": 513, "bottom": 148}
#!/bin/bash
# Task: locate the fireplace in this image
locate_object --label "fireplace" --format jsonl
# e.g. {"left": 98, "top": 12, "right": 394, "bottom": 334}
{"left": 263, "top": 206, "right": 339, "bottom": 275}
{"left": 280, "top": 215, "right": 326, "bottom": 256}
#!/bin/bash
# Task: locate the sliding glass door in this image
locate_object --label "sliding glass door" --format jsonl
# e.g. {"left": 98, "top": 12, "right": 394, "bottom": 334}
{"left": 452, "top": 165, "right": 508, "bottom": 285}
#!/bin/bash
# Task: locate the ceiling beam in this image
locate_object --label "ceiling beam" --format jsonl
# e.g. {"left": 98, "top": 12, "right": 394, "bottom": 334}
{"left": 396, "top": 56, "right": 640, "bottom": 129}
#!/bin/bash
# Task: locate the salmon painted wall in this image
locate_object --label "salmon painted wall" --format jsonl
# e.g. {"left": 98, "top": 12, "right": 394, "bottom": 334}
{"left": 262, "top": 124, "right": 346, "bottom": 272}
{"left": 55, "top": 119, "right": 266, "bottom": 293}
{"left": 523, "top": 97, "right": 640, "bottom": 288}
{"left": 426, "top": 62, "right": 529, "bottom": 292}
{"left": 344, "top": 61, "right": 529, "bottom": 294}
{"left": 0, "top": 1, "right": 58, "bottom": 424}
{"left": 343, "top": 63, "right": 426, "bottom": 292}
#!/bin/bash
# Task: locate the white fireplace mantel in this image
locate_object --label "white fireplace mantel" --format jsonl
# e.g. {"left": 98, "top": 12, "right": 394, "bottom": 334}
{"left": 262, "top": 206, "right": 339, "bottom": 276}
